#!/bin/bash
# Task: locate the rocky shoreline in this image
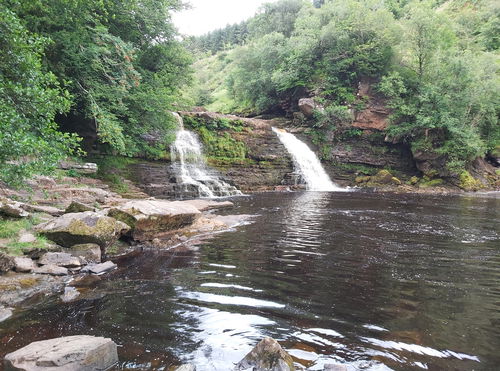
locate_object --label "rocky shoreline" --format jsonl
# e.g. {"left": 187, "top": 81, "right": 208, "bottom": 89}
{"left": 0, "top": 172, "right": 245, "bottom": 326}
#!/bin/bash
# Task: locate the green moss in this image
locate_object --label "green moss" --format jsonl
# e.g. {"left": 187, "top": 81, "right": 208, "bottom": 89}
{"left": 419, "top": 177, "right": 444, "bottom": 188}
{"left": 197, "top": 127, "right": 247, "bottom": 161}
{"left": 458, "top": 170, "right": 483, "bottom": 191}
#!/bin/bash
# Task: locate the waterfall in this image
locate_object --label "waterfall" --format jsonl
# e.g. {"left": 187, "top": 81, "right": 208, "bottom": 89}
{"left": 272, "top": 127, "right": 345, "bottom": 192}
{"left": 170, "top": 113, "right": 241, "bottom": 198}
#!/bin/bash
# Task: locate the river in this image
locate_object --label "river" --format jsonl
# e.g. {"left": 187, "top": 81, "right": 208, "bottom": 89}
{"left": 1, "top": 191, "right": 499, "bottom": 370}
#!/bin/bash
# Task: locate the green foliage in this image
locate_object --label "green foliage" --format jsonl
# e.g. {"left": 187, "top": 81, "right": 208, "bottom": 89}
{"left": 0, "top": 5, "right": 81, "bottom": 186}
{"left": 8, "top": 0, "right": 191, "bottom": 158}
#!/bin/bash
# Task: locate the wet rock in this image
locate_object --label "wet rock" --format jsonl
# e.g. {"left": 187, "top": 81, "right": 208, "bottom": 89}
{"left": 18, "top": 232, "right": 37, "bottom": 243}
{"left": 0, "top": 273, "right": 67, "bottom": 307}
{"left": 175, "top": 365, "right": 196, "bottom": 371}
{"left": 0, "top": 198, "right": 29, "bottom": 218}
{"left": 4, "top": 335, "right": 118, "bottom": 370}
{"left": 0, "top": 253, "right": 15, "bottom": 274}
{"left": 108, "top": 200, "right": 201, "bottom": 240}
{"left": 235, "top": 337, "right": 295, "bottom": 371}
{"left": 81, "top": 261, "right": 116, "bottom": 275}
{"left": 33, "top": 265, "right": 69, "bottom": 276}
{"left": 35, "top": 211, "right": 130, "bottom": 249}
{"left": 182, "top": 199, "right": 234, "bottom": 212}
{"left": 0, "top": 306, "right": 13, "bottom": 322}
{"left": 68, "top": 243, "right": 101, "bottom": 264}
{"left": 60, "top": 286, "right": 80, "bottom": 302}
{"left": 39, "top": 252, "right": 82, "bottom": 268}
{"left": 13, "top": 257, "right": 36, "bottom": 273}
{"left": 65, "top": 201, "right": 94, "bottom": 214}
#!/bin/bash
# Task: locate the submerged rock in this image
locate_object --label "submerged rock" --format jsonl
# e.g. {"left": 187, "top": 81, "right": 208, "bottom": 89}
{"left": 235, "top": 337, "right": 295, "bottom": 371}
{"left": 108, "top": 199, "right": 201, "bottom": 240}
{"left": 4, "top": 335, "right": 118, "bottom": 370}
{"left": 0, "top": 306, "right": 13, "bottom": 322}
{"left": 35, "top": 211, "right": 130, "bottom": 249}
{"left": 60, "top": 287, "right": 80, "bottom": 302}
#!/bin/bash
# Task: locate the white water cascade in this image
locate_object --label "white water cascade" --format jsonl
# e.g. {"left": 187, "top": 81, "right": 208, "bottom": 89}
{"left": 272, "top": 127, "right": 345, "bottom": 192}
{"left": 170, "top": 113, "right": 241, "bottom": 198}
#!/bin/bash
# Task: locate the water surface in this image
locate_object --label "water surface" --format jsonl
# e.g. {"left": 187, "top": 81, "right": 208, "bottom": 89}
{"left": 1, "top": 192, "right": 499, "bottom": 370}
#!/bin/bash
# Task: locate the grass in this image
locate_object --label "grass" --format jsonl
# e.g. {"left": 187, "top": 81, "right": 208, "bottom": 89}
{"left": 0, "top": 214, "right": 54, "bottom": 256}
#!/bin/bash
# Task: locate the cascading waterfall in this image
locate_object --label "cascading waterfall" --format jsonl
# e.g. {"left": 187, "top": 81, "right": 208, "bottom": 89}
{"left": 272, "top": 127, "right": 345, "bottom": 192}
{"left": 170, "top": 113, "right": 241, "bottom": 198}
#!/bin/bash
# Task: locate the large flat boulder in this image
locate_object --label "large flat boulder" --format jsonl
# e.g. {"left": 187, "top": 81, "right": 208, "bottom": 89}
{"left": 108, "top": 200, "right": 201, "bottom": 240}
{"left": 39, "top": 252, "right": 82, "bottom": 268}
{"left": 4, "top": 335, "right": 118, "bottom": 370}
{"left": 35, "top": 212, "right": 130, "bottom": 249}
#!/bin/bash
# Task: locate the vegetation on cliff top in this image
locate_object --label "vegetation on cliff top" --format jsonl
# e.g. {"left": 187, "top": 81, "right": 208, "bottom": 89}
{"left": 187, "top": 0, "right": 499, "bottom": 177}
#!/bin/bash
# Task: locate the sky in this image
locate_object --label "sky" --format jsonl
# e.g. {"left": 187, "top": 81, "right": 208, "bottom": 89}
{"left": 172, "top": 0, "right": 279, "bottom": 36}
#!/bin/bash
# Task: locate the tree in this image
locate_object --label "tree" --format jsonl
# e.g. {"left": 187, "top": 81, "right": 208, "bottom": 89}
{"left": 0, "top": 5, "right": 80, "bottom": 185}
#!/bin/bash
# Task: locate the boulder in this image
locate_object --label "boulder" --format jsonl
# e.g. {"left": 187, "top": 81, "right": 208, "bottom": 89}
{"left": 60, "top": 287, "right": 80, "bottom": 302}
{"left": 4, "top": 335, "right": 118, "bottom": 370}
{"left": 39, "top": 252, "right": 82, "bottom": 268}
{"left": 35, "top": 211, "right": 130, "bottom": 249}
{"left": 81, "top": 261, "right": 116, "bottom": 275}
{"left": 298, "top": 98, "right": 321, "bottom": 118}
{"left": 13, "top": 257, "right": 36, "bottom": 273}
{"left": 108, "top": 200, "right": 201, "bottom": 240}
{"left": 0, "top": 198, "right": 29, "bottom": 218}
{"left": 0, "top": 253, "right": 15, "bottom": 274}
{"left": 68, "top": 243, "right": 101, "bottom": 264}
{"left": 33, "top": 265, "right": 69, "bottom": 276}
{"left": 235, "top": 337, "right": 295, "bottom": 371}
{"left": 65, "top": 201, "right": 94, "bottom": 214}
{"left": 370, "top": 170, "right": 395, "bottom": 185}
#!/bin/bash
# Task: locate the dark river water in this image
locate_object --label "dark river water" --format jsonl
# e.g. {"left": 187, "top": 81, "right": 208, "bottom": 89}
{"left": 1, "top": 192, "right": 499, "bottom": 370}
